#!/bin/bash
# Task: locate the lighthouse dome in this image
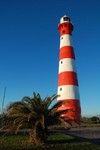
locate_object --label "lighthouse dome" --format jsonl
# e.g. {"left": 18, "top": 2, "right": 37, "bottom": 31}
{"left": 60, "top": 15, "right": 71, "bottom": 24}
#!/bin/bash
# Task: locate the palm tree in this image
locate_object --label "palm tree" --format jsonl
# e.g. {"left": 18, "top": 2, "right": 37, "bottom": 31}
{"left": 2, "top": 93, "right": 72, "bottom": 144}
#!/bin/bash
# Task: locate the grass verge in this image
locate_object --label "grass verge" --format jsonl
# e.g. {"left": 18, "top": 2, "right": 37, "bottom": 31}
{"left": 0, "top": 133, "right": 100, "bottom": 150}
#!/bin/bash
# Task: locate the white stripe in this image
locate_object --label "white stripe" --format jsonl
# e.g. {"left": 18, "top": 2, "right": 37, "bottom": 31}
{"left": 57, "top": 85, "right": 80, "bottom": 100}
{"left": 59, "top": 58, "right": 76, "bottom": 73}
{"left": 60, "top": 34, "right": 73, "bottom": 48}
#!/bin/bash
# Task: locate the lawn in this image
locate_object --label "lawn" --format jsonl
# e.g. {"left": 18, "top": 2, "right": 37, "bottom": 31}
{"left": 0, "top": 133, "right": 100, "bottom": 150}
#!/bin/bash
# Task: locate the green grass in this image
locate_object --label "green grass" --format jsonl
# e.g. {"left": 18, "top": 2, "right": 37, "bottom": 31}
{"left": 0, "top": 133, "right": 100, "bottom": 150}
{"left": 48, "top": 133, "right": 73, "bottom": 140}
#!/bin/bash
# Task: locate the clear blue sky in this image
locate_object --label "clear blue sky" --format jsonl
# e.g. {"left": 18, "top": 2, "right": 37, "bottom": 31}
{"left": 0, "top": 0, "right": 100, "bottom": 117}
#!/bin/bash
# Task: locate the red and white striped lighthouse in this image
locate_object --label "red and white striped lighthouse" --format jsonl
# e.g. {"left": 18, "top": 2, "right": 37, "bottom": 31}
{"left": 57, "top": 15, "right": 81, "bottom": 122}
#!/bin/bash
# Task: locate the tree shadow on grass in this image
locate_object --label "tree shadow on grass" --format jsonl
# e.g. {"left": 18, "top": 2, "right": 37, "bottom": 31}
{"left": 48, "top": 130, "right": 100, "bottom": 146}
{"left": 66, "top": 132, "right": 100, "bottom": 146}
{"left": 46, "top": 137, "right": 84, "bottom": 144}
{"left": 87, "top": 138, "right": 100, "bottom": 146}
{"left": 46, "top": 136, "right": 100, "bottom": 150}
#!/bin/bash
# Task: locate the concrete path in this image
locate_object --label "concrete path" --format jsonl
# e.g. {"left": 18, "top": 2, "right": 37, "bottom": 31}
{"left": 65, "top": 127, "right": 100, "bottom": 146}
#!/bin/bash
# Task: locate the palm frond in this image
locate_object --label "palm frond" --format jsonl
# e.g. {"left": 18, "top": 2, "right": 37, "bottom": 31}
{"left": 56, "top": 109, "right": 72, "bottom": 116}
{"left": 43, "top": 94, "right": 59, "bottom": 110}
{"left": 22, "top": 96, "right": 31, "bottom": 105}
{"left": 3, "top": 92, "right": 73, "bottom": 141}
{"left": 50, "top": 100, "right": 66, "bottom": 111}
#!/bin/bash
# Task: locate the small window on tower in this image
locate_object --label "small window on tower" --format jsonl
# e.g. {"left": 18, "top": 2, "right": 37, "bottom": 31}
{"left": 60, "top": 88, "right": 62, "bottom": 91}
{"left": 63, "top": 17, "right": 70, "bottom": 22}
{"left": 62, "top": 30, "right": 65, "bottom": 33}
{"left": 61, "top": 37, "right": 63, "bottom": 40}
{"left": 61, "top": 61, "right": 63, "bottom": 64}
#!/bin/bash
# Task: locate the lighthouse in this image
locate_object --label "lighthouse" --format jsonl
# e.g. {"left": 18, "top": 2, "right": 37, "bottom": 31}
{"left": 57, "top": 15, "right": 81, "bottom": 122}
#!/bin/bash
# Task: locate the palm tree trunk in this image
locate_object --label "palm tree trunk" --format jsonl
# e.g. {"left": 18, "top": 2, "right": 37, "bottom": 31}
{"left": 36, "top": 125, "right": 45, "bottom": 144}
{"left": 29, "top": 129, "right": 37, "bottom": 144}
{"left": 29, "top": 128, "right": 45, "bottom": 145}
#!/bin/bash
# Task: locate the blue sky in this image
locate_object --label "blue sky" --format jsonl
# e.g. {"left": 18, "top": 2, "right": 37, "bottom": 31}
{"left": 0, "top": 0, "right": 100, "bottom": 116}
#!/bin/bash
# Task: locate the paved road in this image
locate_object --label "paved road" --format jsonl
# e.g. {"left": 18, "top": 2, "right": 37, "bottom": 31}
{"left": 66, "top": 127, "right": 100, "bottom": 145}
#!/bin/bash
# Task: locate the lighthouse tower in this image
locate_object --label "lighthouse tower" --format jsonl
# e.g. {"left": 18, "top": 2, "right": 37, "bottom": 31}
{"left": 57, "top": 15, "right": 81, "bottom": 122}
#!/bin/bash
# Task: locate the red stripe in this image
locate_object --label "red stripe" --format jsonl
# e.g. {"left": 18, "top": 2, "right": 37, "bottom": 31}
{"left": 58, "top": 23, "right": 73, "bottom": 36}
{"left": 57, "top": 99, "right": 81, "bottom": 122}
{"left": 59, "top": 46, "right": 75, "bottom": 60}
{"left": 58, "top": 71, "right": 78, "bottom": 86}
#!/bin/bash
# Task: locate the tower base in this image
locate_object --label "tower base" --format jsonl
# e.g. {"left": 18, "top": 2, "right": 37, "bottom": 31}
{"left": 58, "top": 99, "right": 81, "bottom": 123}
